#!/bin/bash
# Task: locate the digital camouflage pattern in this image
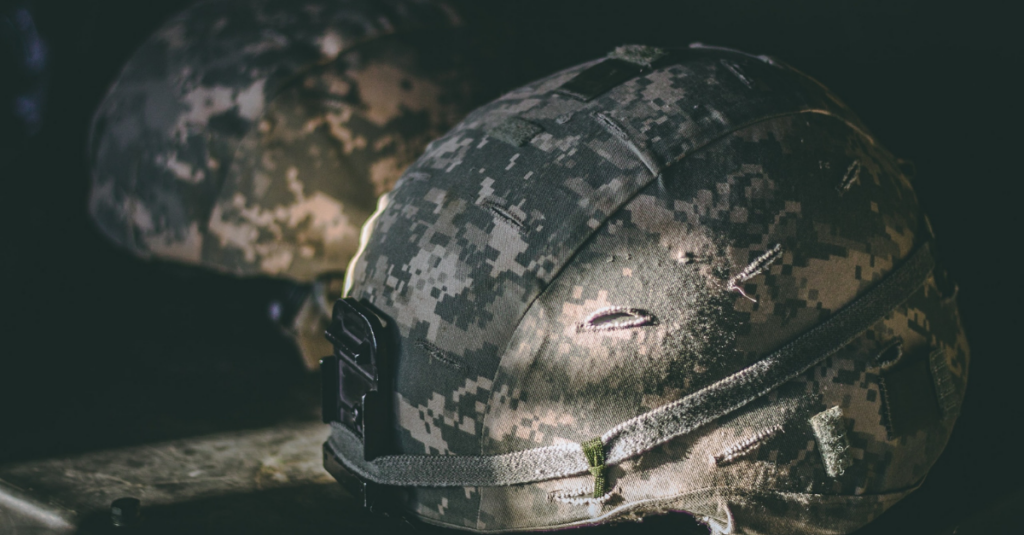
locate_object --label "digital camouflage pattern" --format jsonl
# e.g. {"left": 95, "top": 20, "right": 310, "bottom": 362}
{"left": 336, "top": 45, "right": 969, "bottom": 533}
{"left": 88, "top": 0, "right": 480, "bottom": 281}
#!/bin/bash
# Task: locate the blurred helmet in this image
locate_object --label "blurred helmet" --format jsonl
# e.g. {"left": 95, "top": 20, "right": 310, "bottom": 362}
{"left": 87, "top": 0, "right": 485, "bottom": 367}
{"left": 324, "top": 44, "right": 969, "bottom": 534}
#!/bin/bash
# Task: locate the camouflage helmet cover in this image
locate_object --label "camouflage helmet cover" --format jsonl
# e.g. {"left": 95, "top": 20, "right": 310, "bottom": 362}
{"left": 329, "top": 44, "right": 970, "bottom": 534}
{"left": 88, "top": 0, "right": 479, "bottom": 281}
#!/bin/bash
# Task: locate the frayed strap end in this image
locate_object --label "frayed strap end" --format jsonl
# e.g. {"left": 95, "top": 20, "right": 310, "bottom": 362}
{"left": 810, "top": 406, "right": 854, "bottom": 478}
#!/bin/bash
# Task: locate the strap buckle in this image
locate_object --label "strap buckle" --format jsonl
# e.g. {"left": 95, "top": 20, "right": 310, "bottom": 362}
{"left": 321, "top": 297, "right": 394, "bottom": 461}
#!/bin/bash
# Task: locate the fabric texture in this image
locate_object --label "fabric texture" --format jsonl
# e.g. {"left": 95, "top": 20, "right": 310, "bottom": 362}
{"left": 332, "top": 43, "right": 970, "bottom": 533}
{"left": 326, "top": 241, "right": 934, "bottom": 486}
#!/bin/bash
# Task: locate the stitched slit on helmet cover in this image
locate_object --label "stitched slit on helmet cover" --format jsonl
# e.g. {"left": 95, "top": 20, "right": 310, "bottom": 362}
{"left": 548, "top": 486, "right": 620, "bottom": 507}
{"left": 479, "top": 198, "right": 527, "bottom": 233}
{"left": 720, "top": 59, "right": 754, "bottom": 88}
{"left": 875, "top": 337, "right": 904, "bottom": 371}
{"left": 577, "top": 306, "right": 656, "bottom": 332}
{"left": 417, "top": 340, "right": 465, "bottom": 370}
{"left": 592, "top": 112, "right": 662, "bottom": 175}
{"left": 837, "top": 159, "right": 862, "bottom": 194}
{"left": 727, "top": 244, "right": 783, "bottom": 302}
{"left": 712, "top": 424, "right": 784, "bottom": 466}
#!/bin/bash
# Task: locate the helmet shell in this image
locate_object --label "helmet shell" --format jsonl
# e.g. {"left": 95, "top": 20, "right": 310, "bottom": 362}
{"left": 339, "top": 45, "right": 969, "bottom": 533}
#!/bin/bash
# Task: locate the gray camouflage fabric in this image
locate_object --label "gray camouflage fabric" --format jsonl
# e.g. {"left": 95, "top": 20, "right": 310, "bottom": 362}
{"left": 335, "top": 45, "right": 969, "bottom": 533}
{"left": 88, "top": 0, "right": 479, "bottom": 281}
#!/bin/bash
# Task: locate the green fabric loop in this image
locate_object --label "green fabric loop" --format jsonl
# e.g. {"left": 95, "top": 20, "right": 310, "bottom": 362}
{"left": 581, "top": 437, "right": 606, "bottom": 498}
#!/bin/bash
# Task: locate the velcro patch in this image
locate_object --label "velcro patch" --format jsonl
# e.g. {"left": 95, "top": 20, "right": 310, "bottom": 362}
{"left": 809, "top": 406, "right": 854, "bottom": 478}
{"left": 879, "top": 348, "right": 942, "bottom": 439}
{"left": 487, "top": 117, "right": 543, "bottom": 147}
{"left": 555, "top": 58, "right": 646, "bottom": 102}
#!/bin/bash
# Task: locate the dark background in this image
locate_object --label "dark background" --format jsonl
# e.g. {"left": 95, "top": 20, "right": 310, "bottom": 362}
{"left": 2, "top": 0, "right": 1021, "bottom": 533}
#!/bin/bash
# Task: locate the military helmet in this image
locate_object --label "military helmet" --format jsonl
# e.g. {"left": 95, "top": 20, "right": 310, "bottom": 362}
{"left": 324, "top": 44, "right": 969, "bottom": 534}
{"left": 87, "top": 0, "right": 484, "bottom": 366}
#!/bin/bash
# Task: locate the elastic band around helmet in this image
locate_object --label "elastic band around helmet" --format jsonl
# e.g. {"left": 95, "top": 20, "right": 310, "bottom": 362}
{"left": 327, "top": 242, "right": 936, "bottom": 488}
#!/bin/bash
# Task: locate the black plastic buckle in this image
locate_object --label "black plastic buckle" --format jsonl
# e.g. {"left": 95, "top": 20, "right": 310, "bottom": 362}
{"left": 320, "top": 297, "right": 394, "bottom": 461}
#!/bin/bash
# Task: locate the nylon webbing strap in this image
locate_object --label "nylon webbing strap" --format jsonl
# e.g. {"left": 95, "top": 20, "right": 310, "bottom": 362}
{"left": 582, "top": 438, "right": 607, "bottom": 497}
{"left": 327, "top": 243, "right": 935, "bottom": 488}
